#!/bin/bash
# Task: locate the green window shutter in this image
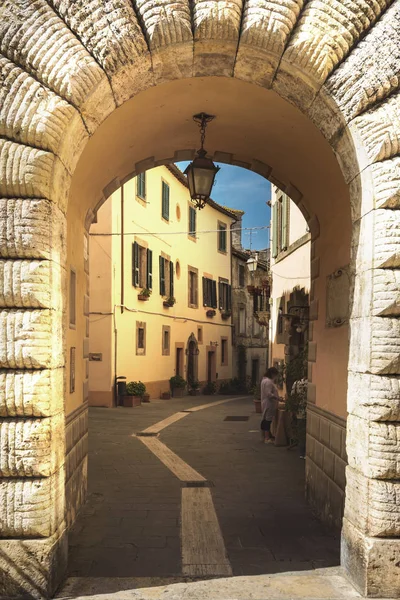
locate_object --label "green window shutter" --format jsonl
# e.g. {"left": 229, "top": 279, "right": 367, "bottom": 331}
{"left": 218, "top": 281, "right": 223, "bottom": 310}
{"left": 162, "top": 182, "right": 170, "bottom": 220}
{"left": 272, "top": 202, "right": 278, "bottom": 258}
{"left": 227, "top": 285, "right": 232, "bottom": 311}
{"left": 202, "top": 277, "right": 207, "bottom": 306}
{"left": 282, "top": 194, "right": 289, "bottom": 251}
{"left": 169, "top": 262, "right": 174, "bottom": 298}
{"left": 137, "top": 173, "right": 146, "bottom": 198}
{"left": 132, "top": 242, "right": 139, "bottom": 286}
{"left": 212, "top": 280, "right": 217, "bottom": 308}
{"left": 159, "top": 256, "right": 165, "bottom": 295}
{"left": 146, "top": 248, "right": 152, "bottom": 290}
{"left": 189, "top": 206, "right": 196, "bottom": 237}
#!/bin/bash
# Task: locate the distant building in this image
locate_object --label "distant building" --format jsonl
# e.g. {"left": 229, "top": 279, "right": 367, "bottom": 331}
{"left": 231, "top": 210, "right": 270, "bottom": 387}
{"left": 88, "top": 165, "right": 236, "bottom": 406}
{"left": 269, "top": 186, "right": 310, "bottom": 393}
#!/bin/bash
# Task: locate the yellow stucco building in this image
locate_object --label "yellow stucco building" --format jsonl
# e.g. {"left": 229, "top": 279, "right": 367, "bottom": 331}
{"left": 87, "top": 165, "right": 236, "bottom": 406}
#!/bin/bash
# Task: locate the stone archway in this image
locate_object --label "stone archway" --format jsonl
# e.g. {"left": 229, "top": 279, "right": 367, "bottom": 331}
{"left": 0, "top": 1, "right": 399, "bottom": 598}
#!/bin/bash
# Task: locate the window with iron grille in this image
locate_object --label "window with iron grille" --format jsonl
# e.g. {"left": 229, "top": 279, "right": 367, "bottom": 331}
{"left": 202, "top": 277, "right": 217, "bottom": 308}
{"left": 137, "top": 172, "right": 146, "bottom": 199}
{"left": 162, "top": 181, "right": 170, "bottom": 221}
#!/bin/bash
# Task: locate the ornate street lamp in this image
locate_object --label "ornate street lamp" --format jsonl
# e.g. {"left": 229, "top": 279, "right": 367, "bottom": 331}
{"left": 246, "top": 252, "right": 259, "bottom": 274}
{"left": 184, "top": 113, "right": 220, "bottom": 209}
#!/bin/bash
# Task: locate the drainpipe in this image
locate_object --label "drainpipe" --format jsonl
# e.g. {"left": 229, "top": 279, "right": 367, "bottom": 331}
{"left": 120, "top": 185, "right": 124, "bottom": 314}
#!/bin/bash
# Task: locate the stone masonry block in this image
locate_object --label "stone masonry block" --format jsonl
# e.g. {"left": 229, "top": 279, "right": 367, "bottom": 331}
{"left": 347, "top": 414, "right": 400, "bottom": 480}
{"left": 349, "top": 317, "right": 400, "bottom": 375}
{"left": 348, "top": 372, "right": 400, "bottom": 421}
{"left": 334, "top": 455, "right": 347, "bottom": 491}
{"left": 0, "top": 309, "right": 64, "bottom": 369}
{"left": 323, "top": 446, "right": 335, "bottom": 481}
{"left": 342, "top": 518, "right": 400, "bottom": 598}
{"left": 319, "top": 417, "right": 330, "bottom": 447}
{"left": 307, "top": 382, "right": 316, "bottom": 403}
{"left": 0, "top": 198, "right": 66, "bottom": 262}
{"left": 0, "top": 259, "right": 63, "bottom": 310}
{"left": 0, "top": 526, "right": 67, "bottom": 599}
{"left": 352, "top": 209, "right": 400, "bottom": 273}
{"left": 0, "top": 469, "right": 65, "bottom": 538}
{"left": 65, "top": 455, "right": 87, "bottom": 529}
{"left": 0, "top": 368, "right": 63, "bottom": 418}
{"left": 308, "top": 341, "right": 317, "bottom": 362}
{"left": 345, "top": 467, "right": 400, "bottom": 537}
{"left": 0, "top": 415, "right": 64, "bottom": 478}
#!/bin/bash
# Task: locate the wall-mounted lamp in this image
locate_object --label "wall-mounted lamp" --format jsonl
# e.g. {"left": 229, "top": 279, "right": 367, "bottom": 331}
{"left": 246, "top": 252, "right": 259, "bottom": 274}
{"left": 184, "top": 113, "right": 220, "bottom": 210}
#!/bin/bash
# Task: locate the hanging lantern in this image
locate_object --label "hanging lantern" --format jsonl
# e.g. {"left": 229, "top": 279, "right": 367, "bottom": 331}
{"left": 184, "top": 113, "right": 220, "bottom": 209}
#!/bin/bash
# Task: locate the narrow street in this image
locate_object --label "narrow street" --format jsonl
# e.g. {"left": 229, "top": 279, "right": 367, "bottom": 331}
{"left": 67, "top": 396, "right": 340, "bottom": 581}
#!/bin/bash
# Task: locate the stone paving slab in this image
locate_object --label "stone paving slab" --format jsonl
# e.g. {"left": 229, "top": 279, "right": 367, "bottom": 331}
{"left": 57, "top": 568, "right": 365, "bottom": 599}
{"left": 68, "top": 396, "right": 340, "bottom": 579}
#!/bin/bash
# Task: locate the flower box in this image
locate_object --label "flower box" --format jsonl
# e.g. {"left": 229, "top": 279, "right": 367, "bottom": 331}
{"left": 138, "top": 294, "right": 150, "bottom": 301}
{"left": 206, "top": 309, "right": 216, "bottom": 318}
{"left": 161, "top": 391, "right": 171, "bottom": 400}
{"left": 221, "top": 311, "right": 231, "bottom": 320}
{"left": 123, "top": 395, "right": 142, "bottom": 407}
{"left": 173, "top": 387, "right": 186, "bottom": 398}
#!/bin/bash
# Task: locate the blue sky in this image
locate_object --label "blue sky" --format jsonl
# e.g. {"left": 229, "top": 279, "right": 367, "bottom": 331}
{"left": 176, "top": 162, "right": 271, "bottom": 251}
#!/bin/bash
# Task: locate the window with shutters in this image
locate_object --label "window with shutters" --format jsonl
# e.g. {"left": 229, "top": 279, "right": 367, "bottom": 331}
{"left": 239, "top": 264, "right": 245, "bottom": 288}
{"left": 202, "top": 277, "right": 217, "bottom": 308}
{"left": 137, "top": 172, "right": 146, "bottom": 199}
{"left": 218, "top": 278, "right": 231, "bottom": 312}
{"left": 218, "top": 221, "right": 227, "bottom": 253}
{"left": 132, "top": 243, "right": 152, "bottom": 290}
{"left": 272, "top": 194, "right": 290, "bottom": 258}
{"left": 159, "top": 255, "right": 174, "bottom": 297}
{"left": 161, "top": 181, "right": 170, "bottom": 221}
{"left": 188, "top": 206, "right": 196, "bottom": 239}
{"left": 162, "top": 325, "right": 171, "bottom": 356}
{"left": 188, "top": 266, "right": 198, "bottom": 308}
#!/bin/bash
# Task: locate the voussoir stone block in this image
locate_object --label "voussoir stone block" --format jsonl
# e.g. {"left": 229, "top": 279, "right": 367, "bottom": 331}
{"left": 0, "top": 309, "right": 63, "bottom": 369}
{"left": 342, "top": 517, "right": 400, "bottom": 598}
{"left": 352, "top": 209, "right": 400, "bottom": 273}
{"left": 0, "top": 526, "right": 67, "bottom": 599}
{"left": 347, "top": 414, "right": 400, "bottom": 480}
{"left": 348, "top": 372, "right": 400, "bottom": 422}
{"left": 0, "top": 414, "right": 64, "bottom": 477}
{"left": 0, "top": 259, "right": 63, "bottom": 309}
{"left": 0, "top": 368, "right": 63, "bottom": 418}
{"left": 349, "top": 316, "right": 400, "bottom": 375}
{"left": 345, "top": 467, "right": 400, "bottom": 537}
{"left": 0, "top": 469, "right": 65, "bottom": 538}
{"left": 0, "top": 198, "right": 66, "bottom": 261}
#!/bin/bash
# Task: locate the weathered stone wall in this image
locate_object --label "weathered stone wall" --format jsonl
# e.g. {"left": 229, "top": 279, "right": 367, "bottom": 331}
{"left": 306, "top": 404, "right": 347, "bottom": 531}
{"left": 0, "top": 0, "right": 399, "bottom": 597}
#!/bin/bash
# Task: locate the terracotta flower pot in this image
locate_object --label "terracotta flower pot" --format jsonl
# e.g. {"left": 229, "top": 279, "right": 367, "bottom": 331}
{"left": 254, "top": 399, "right": 262, "bottom": 414}
{"left": 173, "top": 388, "right": 185, "bottom": 398}
{"left": 123, "top": 395, "right": 142, "bottom": 407}
{"left": 161, "top": 391, "right": 171, "bottom": 400}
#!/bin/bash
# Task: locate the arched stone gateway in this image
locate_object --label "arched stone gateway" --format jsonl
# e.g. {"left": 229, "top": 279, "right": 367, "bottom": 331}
{"left": 0, "top": 0, "right": 399, "bottom": 597}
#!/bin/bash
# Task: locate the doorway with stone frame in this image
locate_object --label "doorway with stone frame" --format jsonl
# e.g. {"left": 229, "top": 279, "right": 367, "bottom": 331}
{"left": 0, "top": 1, "right": 399, "bottom": 597}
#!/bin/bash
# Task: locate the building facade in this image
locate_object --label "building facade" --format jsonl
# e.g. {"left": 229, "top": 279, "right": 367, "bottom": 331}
{"left": 231, "top": 212, "right": 270, "bottom": 388}
{"left": 88, "top": 165, "right": 236, "bottom": 405}
{"left": 269, "top": 187, "right": 311, "bottom": 393}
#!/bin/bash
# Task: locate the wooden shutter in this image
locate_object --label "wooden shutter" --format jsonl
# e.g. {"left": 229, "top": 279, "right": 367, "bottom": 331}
{"left": 137, "top": 172, "right": 146, "bottom": 198}
{"left": 169, "top": 261, "right": 174, "bottom": 297}
{"left": 162, "top": 182, "right": 170, "bottom": 220}
{"left": 272, "top": 202, "right": 278, "bottom": 258}
{"left": 218, "top": 281, "right": 223, "bottom": 310}
{"left": 202, "top": 277, "right": 207, "bottom": 306}
{"left": 282, "top": 194, "right": 289, "bottom": 250}
{"left": 132, "top": 242, "right": 139, "bottom": 286}
{"left": 189, "top": 207, "right": 196, "bottom": 236}
{"left": 159, "top": 256, "right": 165, "bottom": 295}
{"left": 146, "top": 248, "right": 152, "bottom": 290}
{"left": 253, "top": 292, "right": 259, "bottom": 313}
{"left": 227, "top": 285, "right": 232, "bottom": 311}
{"left": 212, "top": 280, "right": 217, "bottom": 308}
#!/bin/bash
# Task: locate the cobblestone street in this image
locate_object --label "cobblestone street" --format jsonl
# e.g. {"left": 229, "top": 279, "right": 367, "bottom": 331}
{"left": 67, "top": 396, "right": 339, "bottom": 580}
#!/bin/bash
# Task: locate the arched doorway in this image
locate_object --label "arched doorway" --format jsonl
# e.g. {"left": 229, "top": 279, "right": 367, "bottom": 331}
{"left": 0, "top": 2, "right": 399, "bottom": 597}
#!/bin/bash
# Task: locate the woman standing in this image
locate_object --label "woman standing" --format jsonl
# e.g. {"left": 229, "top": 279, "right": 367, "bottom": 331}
{"left": 260, "top": 367, "right": 280, "bottom": 444}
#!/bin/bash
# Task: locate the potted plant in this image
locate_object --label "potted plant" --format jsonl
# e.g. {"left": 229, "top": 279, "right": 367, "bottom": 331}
{"left": 189, "top": 379, "right": 201, "bottom": 396}
{"left": 221, "top": 310, "right": 231, "bottom": 320}
{"left": 124, "top": 381, "right": 145, "bottom": 407}
{"left": 163, "top": 296, "right": 176, "bottom": 308}
{"left": 138, "top": 288, "right": 151, "bottom": 301}
{"left": 253, "top": 383, "right": 262, "bottom": 413}
{"left": 206, "top": 309, "right": 216, "bottom": 317}
{"left": 170, "top": 375, "right": 186, "bottom": 397}
{"left": 203, "top": 381, "right": 217, "bottom": 395}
